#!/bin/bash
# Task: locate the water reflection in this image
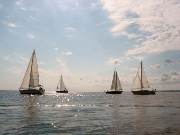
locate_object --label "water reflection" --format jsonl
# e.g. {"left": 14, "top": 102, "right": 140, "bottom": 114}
{"left": 132, "top": 95, "right": 150, "bottom": 134}
{"left": 104, "top": 95, "right": 122, "bottom": 134}
{"left": 20, "top": 94, "right": 40, "bottom": 134}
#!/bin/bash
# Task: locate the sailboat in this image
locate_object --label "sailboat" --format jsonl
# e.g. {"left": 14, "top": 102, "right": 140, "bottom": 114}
{"left": 56, "top": 75, "right": 68, "bottom": 93}
{"left": 131, "top": 61, "right": 156, "bottom": 95}
{"left": 19, "top": 50, "right": 45, "bottom": 94}
{"left": 106, "top": 69, "right": 123, "bottom": 94}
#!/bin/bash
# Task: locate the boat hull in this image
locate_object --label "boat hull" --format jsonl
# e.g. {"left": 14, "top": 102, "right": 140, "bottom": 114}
{"left": 56, "top": 90, "right": 68, "bottom": 93}
{"left": 106, "top": 91, "right": 123, "bottom": 94}
{"left": 131, "top": 90, "right": 155, "bottom": 95}
{"left": 19, "top": 89, "right": 44, "bottom": 94}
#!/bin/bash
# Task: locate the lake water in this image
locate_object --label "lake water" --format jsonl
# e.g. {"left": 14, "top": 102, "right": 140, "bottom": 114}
{"left": 0, "top": 90, "right": 180, "bottom": 134}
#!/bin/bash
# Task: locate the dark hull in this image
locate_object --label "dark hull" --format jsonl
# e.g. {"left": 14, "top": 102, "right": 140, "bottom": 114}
{"left": 131, "top": 90, "right": 155, "bottom": 95}
{"left": 106, "top": 91, "right": 123, "bottom": 94}
{"left": 56, "top": 91, "right": 68, "bottom": 93}
{"left": 19, "top": 89, "right": 44, "bottom": 95}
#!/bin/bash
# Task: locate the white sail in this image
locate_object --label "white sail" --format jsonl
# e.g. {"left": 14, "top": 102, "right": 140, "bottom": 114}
{"left": 110, "top": 70, "right": 122, "bottom": 91}
{"left": 116, "top": 72, "right": 122, "bottom": 91}
{"left": 132, "top": 61, "right": 150, "bottom": 90}
{"left": 29, "top": 51, "right": 39, "bottom": 87}
{"left": 110, "top": 70, "right": 116, "bottom": 90}
{"left": 57, "top": 75, "right": 67, "bottom": 91}
{"left": 60, "top": 75, "right": 66, "bottom": 90}
{"left": 141, "top": 64, "right": 150, "bottom": 88}
{"left": 132, "top": 70, "right": 141, "bottom": 90}
{"left": 20, "top": 50, "right": 39, "bottom": 89}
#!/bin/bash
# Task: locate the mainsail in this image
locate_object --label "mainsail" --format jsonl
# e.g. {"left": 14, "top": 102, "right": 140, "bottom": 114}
{"left": 57, "top": 75, "right": 67, "bottom": 91}
{"left": 141, "top": 65, "right": 150, "bottom": 88}
{"left": 20, "top": 50, "right": 39, "bottom": 89}
{"left": 132, "top": 61, "right": 150, "bottom": 90}
{"left": 110, "top": 70, "right": 122, "bottom": 91}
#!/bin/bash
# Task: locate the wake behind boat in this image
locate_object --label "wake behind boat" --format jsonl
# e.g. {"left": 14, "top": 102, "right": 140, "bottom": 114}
{"left": 19, "top": 50, "right": 45, "bottom": 94}
{"left": 131, "top": 61, "right": 156, "bottom": 95}
{"left": 56, "top": 74, "right": 68, "bottom": 93}
{"left": 106, "top": 69, "right": 123, "bottom": 94}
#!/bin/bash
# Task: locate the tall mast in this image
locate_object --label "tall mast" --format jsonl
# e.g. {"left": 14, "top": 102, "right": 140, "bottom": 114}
{"left": 115, "top": 68, "right": 117, "bottom": 91}
{"left": 141, "top": 61, "right": 142, "bottom": 90}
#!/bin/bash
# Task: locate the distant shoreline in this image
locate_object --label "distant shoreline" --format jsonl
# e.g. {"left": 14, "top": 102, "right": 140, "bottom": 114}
{"left": 156, "top": 90, "right": 180, "bottom": 92}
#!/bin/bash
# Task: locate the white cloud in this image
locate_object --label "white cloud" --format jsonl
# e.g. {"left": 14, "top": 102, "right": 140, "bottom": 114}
{"left": 108, "top": 58, "right": 123, "bottom": 65}
{"left": 66, "top": 27, "right": 77, "bottom": 31}
{"left": 98, "top": 22, "right": 107, "bottom": 25}
{"left": 91, "top": 2, "right": 100, "bottom": 8}
{"left": 56, "top": 58, "right": 66, "bottom": 66}
{"left": 101, "top": 0, "right": 180, "bottom": 55}
{"left": 133, "top": 56, "right": 144, "bottom": 61}
{"left": 56, "top": 58, "right": 63, "bottom": 63}
{"left": 124, "top": 66, "right": 137, "bottom": 71}
{"left": 75, "top": 2, "right": 79, "bottom": 6}
{"left": 39, "top": 62, "right": 46, "bottom": 65}
{"left": 163, "top": 58, "right": 180, "bottom": 65}
{"left": 151, "top": 64, "right": 163, "bottom": 69}
{"left": 153, "top": 70, "right": 180, "bottom": 83}
{"left": 8, "top": 23, "right": 17, "bottom": 27}
{"left": 27, "top": 34, "right": 34, "bottom": 39}
{"left": 55, "top": 48, "right": 59, "bottom": 51}
{"left": 126, "top": 57, "right": 131, "bottom": 60}
{"left": 0, "top": 4, "right": 2, "bottom": 10}
{"left": 4, "top": 56, "right": 9, "bottom": 60}
{"left": 19, "top": 55, "right": 29, "bottom": 62}
{"left": 8, "top": 67, "right": 24, "bottom": 75}
{"left": 20, "top": 7, "right": 26, "bottom": 10}
{"left": 67, "top": 35, "right": 74, "bottom": 38}
{"left": 62, "top": 52, "right": 73, "bottom": 55}
{"left": 93, "top": 75, "right": 110, "bottom": 83}
{"left": 16, "top": 0, "right": 23, "bottom": 5}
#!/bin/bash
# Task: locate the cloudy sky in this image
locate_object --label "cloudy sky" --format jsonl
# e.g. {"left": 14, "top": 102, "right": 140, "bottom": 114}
{"left": 0, "top": 0, "right": 180, "bottom": 92}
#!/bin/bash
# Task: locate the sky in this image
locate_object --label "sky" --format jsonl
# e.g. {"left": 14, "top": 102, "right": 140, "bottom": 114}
{"left": 0, "top": 0, "right": 180, "bottom": 92}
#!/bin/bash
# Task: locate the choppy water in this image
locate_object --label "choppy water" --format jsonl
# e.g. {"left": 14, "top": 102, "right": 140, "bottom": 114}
{"left": 0, "top": 90, "right": 180, "bottom": 134}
